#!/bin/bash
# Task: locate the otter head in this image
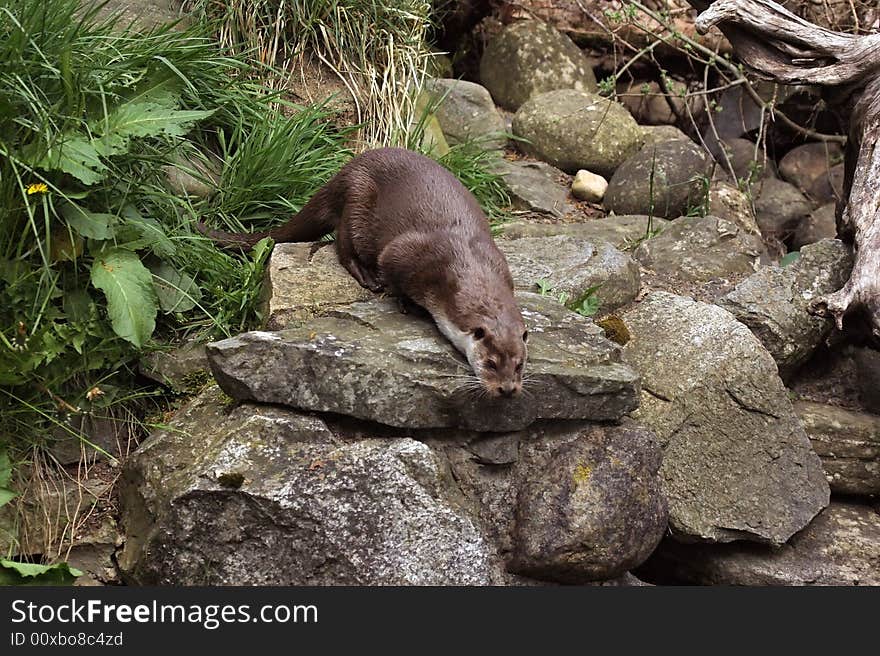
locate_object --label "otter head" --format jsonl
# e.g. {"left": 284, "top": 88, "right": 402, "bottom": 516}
{"left": 432, "top": 288, "right": 529, "bottom": 398}
{"left": 467, "top": 319, "right": 529, "bottom": 397}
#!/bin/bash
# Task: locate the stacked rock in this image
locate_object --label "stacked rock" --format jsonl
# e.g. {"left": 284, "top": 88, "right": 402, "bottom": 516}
{"left": 119, "top": 249, "right": 668, "bottom": 585}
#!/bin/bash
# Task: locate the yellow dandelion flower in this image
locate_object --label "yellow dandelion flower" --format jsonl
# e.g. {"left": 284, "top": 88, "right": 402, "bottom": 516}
{"left": 26, "top": 183, "right": 49, "bottom": 195}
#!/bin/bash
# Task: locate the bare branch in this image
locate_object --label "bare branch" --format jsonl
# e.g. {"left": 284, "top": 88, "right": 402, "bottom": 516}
{"left": 687, "top": 0, "right": 880, "bottom": 335}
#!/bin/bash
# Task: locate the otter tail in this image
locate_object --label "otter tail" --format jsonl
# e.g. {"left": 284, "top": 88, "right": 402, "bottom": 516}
{"left": 197, "top": 179, "right": 345, "bottom": 250}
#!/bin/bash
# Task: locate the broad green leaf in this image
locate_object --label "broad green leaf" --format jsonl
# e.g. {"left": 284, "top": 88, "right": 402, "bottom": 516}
{"left": 96, "top": 102, "right": 214, "bottom": 153}
{"left": 0, "top": 449, "right": 12, "bottom": 487}
{"left": 90, "top": 249, "right": 157, "bottom": 347}
{"left": 113, "top": 79, "right": 181, "bottom": 113}
{"left": 63, "top": 289, "right": 94, "bottom": 323}
{"left": 36, "top": 136, "right": 108, "bottom": 185}
{"left": 150, "top": 261, "right": 201, "bottom": 313}
{"left": 120, "top": 207, "right": 175, "bottom": 258}
{"left": 61, "top": 204, "right": 117, "bottom": 240}
{"left": 0, "top": 488, "right": 16, "bottom": 508}
{"left": 0, "top": 560, "right": 82, "bottom": 586}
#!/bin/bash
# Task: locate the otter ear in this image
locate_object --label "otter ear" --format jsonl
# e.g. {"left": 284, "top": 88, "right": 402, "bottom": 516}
{"left": 522, "top": 330, "right": 529, "bottom": 343}
{"left": 473, "top": 327, "right": 486, "bottom": 340}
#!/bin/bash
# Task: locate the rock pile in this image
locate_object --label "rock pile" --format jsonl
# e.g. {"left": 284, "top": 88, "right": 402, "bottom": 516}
{"left": 120, "top": 252, "right": 668, "bottom": 584}
{"left": 115, "top": 15, "right": 879, "bottom": 587}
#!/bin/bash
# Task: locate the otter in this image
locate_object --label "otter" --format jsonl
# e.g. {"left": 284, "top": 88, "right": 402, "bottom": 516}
{"left": 200, "top": 147, "right": 528, "bottom": 397}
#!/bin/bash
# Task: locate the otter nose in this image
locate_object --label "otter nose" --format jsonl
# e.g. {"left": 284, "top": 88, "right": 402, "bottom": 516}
{"left": 498, "top": 385, "right": 516, "bottom": 398}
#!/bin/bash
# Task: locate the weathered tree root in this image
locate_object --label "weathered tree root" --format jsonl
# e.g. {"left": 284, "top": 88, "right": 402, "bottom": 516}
{"left": 689, "top": 0, "right": 880, "bottom": 336}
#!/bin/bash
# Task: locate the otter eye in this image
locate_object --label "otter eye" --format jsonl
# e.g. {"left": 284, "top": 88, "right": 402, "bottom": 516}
{"left": 522, "top": 330, "right": 529, "bottom": 342}
{"left": 515, "top": 362, "right": 523, "bottom": 372}
{"left": 473, "top": 327, "right": 486, "bottom": 340}
{"left": 485, "top": 360, "right": 497, "bottom": 371}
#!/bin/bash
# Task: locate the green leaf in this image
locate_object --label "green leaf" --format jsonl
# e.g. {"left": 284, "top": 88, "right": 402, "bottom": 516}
{"left": 90, "top": 249, "right": 158, "bottom": 347}
{"left": 61, "top": 204, "right": 117, "bottom": 240}
{"left": 0, "top": 449, "right": 12, "bottom": 488}
{"left": 35, "top": 135, "right": 109, "bottom": 185}
{"left": 150, "top": 261, "right": 201, "bottom": 313}
{"left": 535, "top": 279, "right": 553, "bottom": 296}
{"left": 120, "top": 206, "right": 175, "bottom": 258}
{"left": 0, "top": 489, "right": 16, "bottom": 508}
{"left": 0, "top": 560, "right": 82, "bottom": 586}
{"left": 96, "top": 102, "right": 214, "bottom": 153}
{"left": 63, "top": 289, "right": 94, "bottom": 323}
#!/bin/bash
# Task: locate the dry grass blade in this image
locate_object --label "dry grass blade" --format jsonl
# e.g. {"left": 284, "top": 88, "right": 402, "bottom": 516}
{"left": 187, "top": 0, "right": 433, "bottom": 148}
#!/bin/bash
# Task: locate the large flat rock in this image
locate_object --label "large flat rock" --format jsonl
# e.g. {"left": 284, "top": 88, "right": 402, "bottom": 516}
{"left": 795, "top": 400, "right": 880, "bottom": 496}
{"left": 498, "top": 234, "right": 640, "bottom": 313}
{"left": 489, "top": 159, "right": 574, "bottom": 217}
{"left": 499, "top": 215, "right": 672, "bottom": 250}
{"left": 642, "top": 502, "right": 880, "bottom": 585}
{"left": 207, "top": 293, "right": 639, "bottom": 431}
{"left": 717, "top": 239, "right": 853, "bottom": 377}
{"left": 261, "top": 243, "right": 373, "bottom": 329}
{"left": 622, "top": 292, "right": 829, "bottom": 544}
{"left": 633, "top": 215, "right": 765, "bottom": 284}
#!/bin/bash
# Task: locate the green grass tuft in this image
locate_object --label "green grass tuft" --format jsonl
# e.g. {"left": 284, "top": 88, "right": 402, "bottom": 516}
{"left": 0, "top": 0, "right": 353, "bottom": 449}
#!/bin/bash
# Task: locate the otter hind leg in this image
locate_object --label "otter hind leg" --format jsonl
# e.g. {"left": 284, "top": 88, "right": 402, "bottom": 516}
{"left": 335, "top": 186, "right": 384, "bottom": 293}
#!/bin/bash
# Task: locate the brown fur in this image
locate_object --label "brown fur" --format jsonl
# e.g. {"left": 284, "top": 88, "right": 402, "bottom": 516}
{"left": 200, "top": 147, "right": 528, "bottom": 396}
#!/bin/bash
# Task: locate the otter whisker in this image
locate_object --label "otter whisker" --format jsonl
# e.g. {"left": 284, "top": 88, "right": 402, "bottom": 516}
{"left": 521, "top": 375, "right": 546, "bottom": 387}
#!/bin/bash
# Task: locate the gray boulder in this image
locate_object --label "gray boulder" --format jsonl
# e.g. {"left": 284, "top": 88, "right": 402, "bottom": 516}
{"left": 162, "top": 146, "right": 220, "bottom": 199}
{"left": 480, "top": 20, "right": 597, "bottom": 110}
{"left": 424, "top": 78, "right": 507, "bottom": 149}
{"left": 716, "top": 137, "right": 773, "bottom": 181}
{"left": 815, "top": 162, "right": 845, "bottom": 205}
{"left": 512, "top": 89, "right": 643, "bottom": 176}
{"left": 139, "top": 341, "right": 210, "bottom": 393}
{"left": 622, "top": 292, "right": 829, "bottom": 544}
{"left": 707, "top": 180, "right": 761, "bottom": 235}
{"left": 717, "top": 239, "right": 853, "bottom": 376}
{"left": 499, "top": 234, "right": 640, "bottom": 313}
{"left": 119, "top": 387, "right": 505, "bottom": 585}
{"left": 511, "top": 421, "right": 667, "bottom": 582}
{"left": 795, "top": 401, "right": 880, "bottom": 496}
{"left": 643, "top": 502, "right": 880, "bottom": 585}
{"left": 778, "top": 142, "right": 843, "bottom": 202}
{"left": 207, "top": 294, "right": 639, "bottom": 432}
{"left": 261, "top": 243, "right": 373, "bottom": 329}
{"left": 753, "top": 177, "right": 813, "bottom": 238}
{"left": 605, "top": 139, "right": 711, "bottom": 218}
{"left": 617, "top": 80, "right": 686, "bottom": 126}
{"left": 633, "top": 215, "right": 764, "bottom": 284}
{"left": 1, "top": 465, "right": 113, "bottom": 558}
{"left": 793, "top": 202, "right": 837, "bottom": 249}
{"left": 49, "top": 414, "right": 129, "bottom": 466}
{"left": 429, "top": 419, "right": 667, "bottom": 582}
{"left": 500, "top": 215, "right": 671, "bottom": 250}
{"left": 489, "top": 159, "right": 574, "bottom": 217}
{"left": 640, "top": 125, "right": 691, "bottom": 146}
